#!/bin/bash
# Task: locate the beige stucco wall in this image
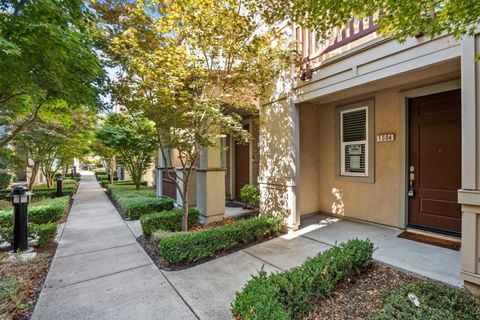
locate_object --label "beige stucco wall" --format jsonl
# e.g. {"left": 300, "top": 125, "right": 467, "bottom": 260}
{"left": 259, "top": 96, "right": 299, "bottom": 227}
{"left": 300, "top": 88, "right": 403, "bottom": 227}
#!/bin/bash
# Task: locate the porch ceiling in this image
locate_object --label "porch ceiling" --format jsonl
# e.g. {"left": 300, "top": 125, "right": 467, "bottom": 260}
{"left": 306, "top": 58, "right": 460, "bottom": 106}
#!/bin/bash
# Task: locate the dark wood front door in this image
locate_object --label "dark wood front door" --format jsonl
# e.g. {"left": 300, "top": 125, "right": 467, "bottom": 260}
{"left": 235, "top": 124, "right": 250, "bottom": 199}
{"left": 408, "top": 89, "right": 461, "bottom": 235}
{"left": 162, "top": 169, "right": 176, "bottom": 200}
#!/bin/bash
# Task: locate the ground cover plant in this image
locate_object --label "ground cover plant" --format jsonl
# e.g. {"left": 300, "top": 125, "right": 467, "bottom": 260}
{"left": 368, "top": 281, "right": 480, "bottom": 319}
{"left": 231, "top": 239, "right": 375, "bottom": 320}
{"left": 158, "top": 215, "right": 282, "bottom": 265}
{"left": 108, "top": 184, "right": 174, "bottom": 219}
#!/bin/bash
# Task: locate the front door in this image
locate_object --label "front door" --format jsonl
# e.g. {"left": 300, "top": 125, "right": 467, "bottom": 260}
{"left": 235, "top": 124, "right": 250, "bottom": 199}
{"left": 408, "top": 89, "right": 461, "bottom": 235}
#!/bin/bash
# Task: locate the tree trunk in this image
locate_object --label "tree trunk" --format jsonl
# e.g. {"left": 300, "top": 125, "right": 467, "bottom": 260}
{"left": 181, "top": 179, "right": 190, "bottom": 232}
{"left": 28, "top": 161, "right": 40, "bottom": 190}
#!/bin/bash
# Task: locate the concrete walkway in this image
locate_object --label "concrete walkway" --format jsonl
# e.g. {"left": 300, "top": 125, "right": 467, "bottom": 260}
{"left": 31, "top": 172, "right": 197, "bottom": 320}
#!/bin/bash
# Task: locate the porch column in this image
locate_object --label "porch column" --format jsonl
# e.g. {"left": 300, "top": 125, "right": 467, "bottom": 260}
{"left": 258, "top": 96, "right": 300, "bottom": 230}
{"left": 176, "top": 168, "right": 197, "bottom": 207}
{"left": 196, "top": 140, "right": 225, "bottom": 223}
{"left": 459, "top": 29, "right": 480, "bottom": 292}
{"left": 156, "top": 147, "right": 170, "bottom": 198}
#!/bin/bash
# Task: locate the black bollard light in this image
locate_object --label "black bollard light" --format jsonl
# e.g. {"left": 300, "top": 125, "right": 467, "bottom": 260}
{"left": 11, "top": 183, "right": 31, "bottom": 251}
{"left": 56, "top": 173, "right": 63, "bottom": 197}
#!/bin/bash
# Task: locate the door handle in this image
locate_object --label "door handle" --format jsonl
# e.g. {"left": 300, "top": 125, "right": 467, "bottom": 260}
{"left": 408, "top": 165, "right": 415, "bottom": 197}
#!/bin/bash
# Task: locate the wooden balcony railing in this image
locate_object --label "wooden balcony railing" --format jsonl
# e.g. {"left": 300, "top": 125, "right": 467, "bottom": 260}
{"left": 296, "top": 15, "right": 379, "bottom": 65}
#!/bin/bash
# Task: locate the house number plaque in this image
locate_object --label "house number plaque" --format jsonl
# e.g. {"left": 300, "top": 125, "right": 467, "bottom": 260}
{"left": 376, "top": 133, "right": 395, "bottom": 143}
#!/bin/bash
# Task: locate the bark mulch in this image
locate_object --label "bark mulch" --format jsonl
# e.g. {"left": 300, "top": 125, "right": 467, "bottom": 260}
{"left": 0, "top": 243, "right": 57, "bottom": 320}
{"left": 304, "top": 262, "right": 423, "bottom": 320}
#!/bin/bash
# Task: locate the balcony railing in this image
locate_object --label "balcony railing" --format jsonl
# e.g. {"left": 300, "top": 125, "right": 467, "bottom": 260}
{"left": 296, "top": 15, "right": 379, "bottom": 66}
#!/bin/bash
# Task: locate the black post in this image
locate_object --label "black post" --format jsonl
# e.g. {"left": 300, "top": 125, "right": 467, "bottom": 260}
{"left": 12, "top": 184, "right": 30, "bottom": 251}
{"left": 56, "top": 173, "right": 63, "bottom": 197}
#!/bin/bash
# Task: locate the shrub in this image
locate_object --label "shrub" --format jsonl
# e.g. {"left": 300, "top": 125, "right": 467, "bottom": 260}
{"left": 0, "top": 210, "right": 12, "bottom": 227}
{"left": 0, "top": 196, "right": 69, "bottom": 228}
{"left": 0, "top": 223, "right": 54, "bottom": 247}
{"left": 28, "top": 196, "right": 69, "bottom": 224}
{"left": 30, "top": 188, "right": 74, "bottom": 199}
{"left": 108, "top": 185, "right": 171, "bottom": 219}
{"left": 112, "top": 180, "right": 148, "bottom": 186}
{"left": 97, "top": 174, "right": 108, "bottom": 181}
{"left": 0, "top": 189, "right": 10, "bottom": 201}
{"left": 158, "top": 215, "right": 282, "bottom": 265}
{"left": 231, "top": 239, "right": 375, "bottom": 320}
{"left": 0, "top": 173, "right": 11, "bottom": 189}
{"left": 140, "top": 208, "right": 200, "bottom": 236}
{"left": 124, "top": 197, "right": 174, "bottom": 219}
{"left": 368, "top": 281, "right": 480, "bottom": 319}
{"left": 33, "top": 223, "right": 59, "bottom": 248}
{"left": 240, "top": 184, "right": 260, "bottom": 208}
{"left": 0, "top": 225, "right": 13, "bottom": 244}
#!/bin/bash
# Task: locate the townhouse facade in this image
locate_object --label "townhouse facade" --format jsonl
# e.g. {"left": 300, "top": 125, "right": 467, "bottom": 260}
{"left": 257, "top": 17, "right": 480, "bottom": 291}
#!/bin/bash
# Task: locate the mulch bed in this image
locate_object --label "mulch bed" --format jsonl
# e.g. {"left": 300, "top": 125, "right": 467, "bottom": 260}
{"left": 304, "top": 262, "right": 422, "bottom": 320}
{"left": 0, "top": 242, "right": 58, "bottom": 320}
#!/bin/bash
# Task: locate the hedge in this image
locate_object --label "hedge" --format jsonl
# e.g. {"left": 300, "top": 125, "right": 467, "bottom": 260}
{"left": 108, "top": 185, "right": 172, "bottom": 219}
{"left": 34, "top": 222, "right": 59, "bottom": 248}
{"left": 124, "top": 197, "right": 174, "bottom": 219}
{"left": 0, "top": 196, "right": 70, "bottom": 227}
{"left": 231, "top": 239, "right": 375, "bottom": 320}
{"left": 140, "top": 208, "right": 200, "bottom": 236}
{"left": 158, "top": 215, "right": 282, "bottom": 265}
{"left": 111, "top": 180, "right": 148, "bottom": 186}
{"left": 0, "top": 172, "right": 11, "bottom": 189}
{"left": 0, "top": 192, "right": 70, "bottom": 249}
{"left": 368, "top": 281, "right": 480, "bottom": 319}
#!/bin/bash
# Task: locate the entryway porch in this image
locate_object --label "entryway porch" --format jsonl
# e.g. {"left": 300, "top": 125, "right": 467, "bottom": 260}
{"left": 298, "top": 213, "right": 462, "bottom": 287}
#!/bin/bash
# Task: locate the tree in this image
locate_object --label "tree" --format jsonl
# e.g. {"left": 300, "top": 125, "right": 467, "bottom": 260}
{"left": 15, "top": 104, "right": 95, "bottom": 190}
{"left": 0, "top": 0, "right": 106, "bottom": 148}
{"left": 251, "top": 0, "right": 480, "bottom": 43}
{"left": 96, "top": 113, "right": 157, "bottom": 190}
{"left": 91, "top": 140, "right": 117, "bottom": 184}
{"left": 94, "top": 0, "right": 295, "bottom": 231}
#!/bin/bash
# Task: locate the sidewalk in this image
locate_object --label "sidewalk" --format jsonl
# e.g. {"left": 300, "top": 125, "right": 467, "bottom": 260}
{"left": 31, "top": 172, "right": 196, "bottom": 320}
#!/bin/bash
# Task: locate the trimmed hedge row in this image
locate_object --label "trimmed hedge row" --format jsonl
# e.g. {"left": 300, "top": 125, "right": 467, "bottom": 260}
{"left": 108, "top": 185, "right": 173, "bottom": 219}
{"left": 0, "top": 196, "right": 70, "bottom": 227}
{"left": 231, "top": 239, "right": 375, "bottom": 320}
{"left": 158, "top": 215, "right": 282, "bottom": 265}
{"left": 140, "top": 208, "right": 200, "bottom": 236}
{"left": 0, "top": 222, "right": 59, "bottom": 248}
{"left": 0, "top": 196, "right": 70, "bottom": 248}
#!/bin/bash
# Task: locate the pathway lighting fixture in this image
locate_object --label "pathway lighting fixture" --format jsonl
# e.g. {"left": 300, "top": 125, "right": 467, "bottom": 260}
{"left": 56, "top": 173, "right": 63, "bottom": 197}
{"left": 11, "top": 183, "right": 32, "bottom": 251}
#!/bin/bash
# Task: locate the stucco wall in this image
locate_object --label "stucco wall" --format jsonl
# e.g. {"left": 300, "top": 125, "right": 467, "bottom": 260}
{"left": 259, "top": 97, "right": 299, "bottom": 227}
{"left": 300, "top": 88, "right": 402, "bottom": 227}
